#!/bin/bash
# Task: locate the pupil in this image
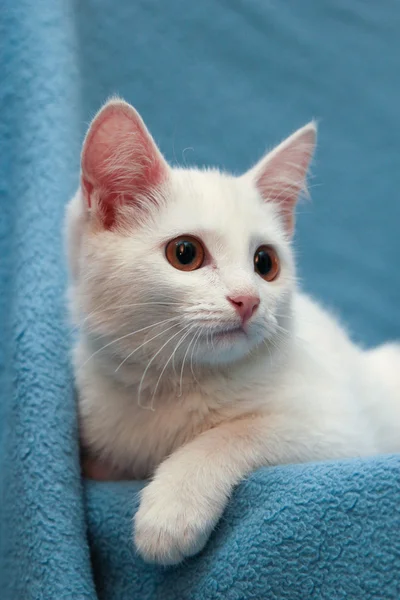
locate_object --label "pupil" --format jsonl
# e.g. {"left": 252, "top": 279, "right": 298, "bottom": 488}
{"left": 256, "top": 250, "right": 272, "bottom": 274}
{"left": 176, "top": 241, "right": 196, "bottom": 265}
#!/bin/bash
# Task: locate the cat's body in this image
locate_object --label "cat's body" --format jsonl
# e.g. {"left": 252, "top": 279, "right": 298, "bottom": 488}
{"left": 73, "top": 287, "right": 398, "bottom": 479}
{"left": 67, "top": 99, "right": 400, "bottom": 564}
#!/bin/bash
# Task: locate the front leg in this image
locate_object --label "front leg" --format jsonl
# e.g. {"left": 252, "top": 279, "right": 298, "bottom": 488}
{"left": 134, "top": 414, "right": 283, "bottom": 565}
{"left": 134, "top": 408, "right": 363, "bottom": 564}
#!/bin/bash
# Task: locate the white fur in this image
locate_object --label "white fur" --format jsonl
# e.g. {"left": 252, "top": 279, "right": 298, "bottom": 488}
{"left": 66, "top": 100, "right": 400, "bottom": 565}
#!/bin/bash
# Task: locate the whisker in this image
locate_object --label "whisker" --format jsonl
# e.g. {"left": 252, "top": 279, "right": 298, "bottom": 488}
{"left": 179, "top": 327, "right": 199, "bottom": 397}
{"left": 70, "top": 300, "right": 180, "bottom": 334}
{"left": 210, "top": 330, "right": 215, "bottom": 352}
{"left": 274, "top": 323, "right": 291, "bottom": 335}
{"left": 80, "top": 316, "right": 179, "bottom": 368}
{"left": 150, "top": 325, "right": 194, "bottom": 408}
{"left": 263, "top": 338, "right": 275, "bottom": 365}
{"left": 190, "top": 328, "right": 203, "bottom": 386}
{"left": 137, "top": 326, "right": 191, "bottom": 410}
{"left": 114, "top": 321, "right": 180, "bottom": 372}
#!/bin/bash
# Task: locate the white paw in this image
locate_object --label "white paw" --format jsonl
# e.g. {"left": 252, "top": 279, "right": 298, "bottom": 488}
{"left": 134, "top": 480, "right": 223, "bottom": 565}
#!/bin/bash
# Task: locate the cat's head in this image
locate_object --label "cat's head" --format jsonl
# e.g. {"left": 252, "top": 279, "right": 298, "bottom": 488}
{"left": 69, "top": 99, "right": 315, "bottom": 370}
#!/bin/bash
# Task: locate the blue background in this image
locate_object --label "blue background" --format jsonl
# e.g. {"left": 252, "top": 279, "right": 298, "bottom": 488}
{"left": 75, "top": 0, "right": 400, "bottom": 346}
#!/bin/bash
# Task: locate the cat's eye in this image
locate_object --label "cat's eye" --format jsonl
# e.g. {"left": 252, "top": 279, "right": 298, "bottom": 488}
{"left": 165, "top": 236, "right": 205, "bottom": 271}
{"left": 254, "top": 245, "right": 280, "bottom": 281}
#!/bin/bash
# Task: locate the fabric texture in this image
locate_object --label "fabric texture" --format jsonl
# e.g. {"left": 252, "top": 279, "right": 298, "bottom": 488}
{"left": 0, "top": 1, "right": 399, "bottom": 598}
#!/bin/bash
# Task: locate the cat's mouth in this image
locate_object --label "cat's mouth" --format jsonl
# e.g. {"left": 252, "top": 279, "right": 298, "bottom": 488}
{"left": 203, "top": 326, "right": 247, "bottom": 341}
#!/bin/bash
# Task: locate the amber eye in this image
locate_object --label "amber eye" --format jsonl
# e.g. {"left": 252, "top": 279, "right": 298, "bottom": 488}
{"left": 254, "top": 245, "right": 280, "bottom": 281}
{"left": 165, "top": 236, "right": 205, "bottom": 271}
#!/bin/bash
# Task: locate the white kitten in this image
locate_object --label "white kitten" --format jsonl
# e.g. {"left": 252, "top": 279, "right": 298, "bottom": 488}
{"left": 66, "top": 98, "right": 400, "bottom": 565}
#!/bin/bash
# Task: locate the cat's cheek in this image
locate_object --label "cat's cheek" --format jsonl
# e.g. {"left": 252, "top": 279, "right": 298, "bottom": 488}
{"left": 133, "top": 478, "right": 224, "bottom": 565}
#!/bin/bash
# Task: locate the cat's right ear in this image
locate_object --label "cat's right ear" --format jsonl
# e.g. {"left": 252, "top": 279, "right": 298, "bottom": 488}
{"left": 81, "top": 98, "right": 169, "bottom": 229}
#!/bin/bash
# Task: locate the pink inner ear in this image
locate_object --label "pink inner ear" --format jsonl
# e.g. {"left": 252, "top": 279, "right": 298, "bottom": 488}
{"left": 81, "top": 102, "right": 167, "bottom": 228}
{"left": 254, "top": 124, "right": 316, "bottom": 235}
{"left": 255, "top": 151, "right": 305, "bottom": 234}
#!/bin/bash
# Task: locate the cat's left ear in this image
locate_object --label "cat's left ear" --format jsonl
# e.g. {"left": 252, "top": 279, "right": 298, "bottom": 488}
{"left": 244, "top": 122, "right": 317, "bottom": 236}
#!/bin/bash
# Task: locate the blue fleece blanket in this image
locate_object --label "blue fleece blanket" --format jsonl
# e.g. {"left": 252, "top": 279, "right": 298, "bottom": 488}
{"left": 1, "top": 1, "right": 399, "bottom": 598}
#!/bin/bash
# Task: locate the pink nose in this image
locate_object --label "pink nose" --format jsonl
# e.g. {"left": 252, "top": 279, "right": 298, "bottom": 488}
{"left": 227, "top": 295, "right": 260, "bottom": 324}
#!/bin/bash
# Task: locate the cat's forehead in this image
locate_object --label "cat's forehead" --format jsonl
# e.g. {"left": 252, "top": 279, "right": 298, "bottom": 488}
{"left": 157, "top": 167, "right": 282, "bottom": 242}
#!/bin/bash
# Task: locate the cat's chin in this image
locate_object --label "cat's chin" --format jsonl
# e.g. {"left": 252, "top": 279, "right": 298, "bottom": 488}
{"left": 194, "top": 330, "right": 262, "bottom": 366}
